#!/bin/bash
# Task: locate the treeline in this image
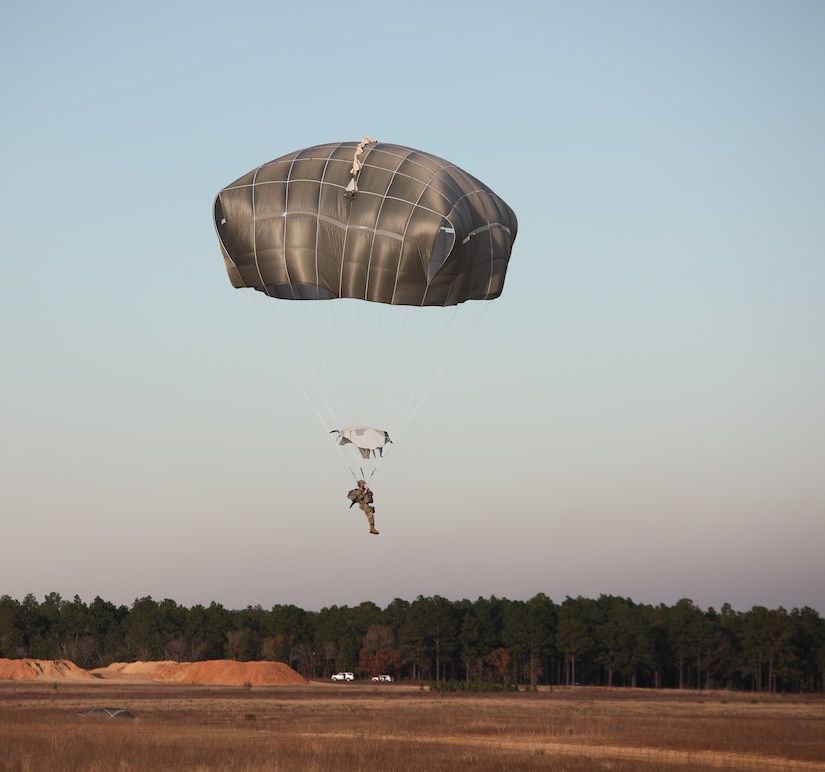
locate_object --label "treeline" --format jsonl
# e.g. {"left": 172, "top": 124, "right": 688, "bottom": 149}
{"left": 1, "top": 593, "right": 823, "bottom": 692}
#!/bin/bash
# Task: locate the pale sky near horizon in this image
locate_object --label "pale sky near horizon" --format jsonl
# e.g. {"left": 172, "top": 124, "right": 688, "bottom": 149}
{"left": 2, "top": 1, "right": 823, "bottom": 615}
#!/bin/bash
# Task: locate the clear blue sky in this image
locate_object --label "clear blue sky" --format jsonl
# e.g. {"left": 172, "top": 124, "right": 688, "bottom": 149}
{"left": 2, "top": 1, "right": 823, "bottom": 614}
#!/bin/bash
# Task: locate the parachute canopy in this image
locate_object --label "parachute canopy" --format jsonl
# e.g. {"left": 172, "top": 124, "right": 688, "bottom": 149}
{"left": 331, "top": 426, "right": 392, "bottom": 460}
{"left": 72, "top": 707, "right": 136, "bottom": 720}
{"left": 213, "top": 140, "right": 517, "bottom": 307}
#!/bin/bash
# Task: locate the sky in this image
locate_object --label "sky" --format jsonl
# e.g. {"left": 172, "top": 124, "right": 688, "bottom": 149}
{"left": 2, "top": 1, "right": 823, "bottom": 615}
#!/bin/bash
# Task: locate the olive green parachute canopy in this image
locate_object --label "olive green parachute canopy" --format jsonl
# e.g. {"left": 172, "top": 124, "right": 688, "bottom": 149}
{"left": 213, "top": 139, "right": 517, "bottom": 306}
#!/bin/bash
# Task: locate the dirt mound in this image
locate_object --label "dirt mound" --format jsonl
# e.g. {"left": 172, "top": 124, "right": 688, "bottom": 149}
{"left": 1, "top": 658, "right": 308, "bottom": 685}
{"left": 92, "top": 660, "right": 308, "bottom": 685}
{"left": 91, "top": 661, "right": 182, "bottom": 681}
{"left": 175, "top": 660, "right": 308, "bottom": 685}
{"left": 0, "top": 658, "right": 95, "bottom": 681}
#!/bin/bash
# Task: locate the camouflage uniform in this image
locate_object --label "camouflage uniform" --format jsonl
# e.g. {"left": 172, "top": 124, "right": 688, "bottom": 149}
{"left": 348, "top": 481, "right": 379, "bottom": 534}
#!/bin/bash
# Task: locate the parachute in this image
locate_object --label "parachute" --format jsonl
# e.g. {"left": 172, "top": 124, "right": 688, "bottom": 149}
{"left": 331, "top": 426, "right": 392, "bottom": 459}
{"left": 213, "top": 139, "right": 517, "bottom": 306}
{"left": 214, "top": 139, "right": 517, "bottom": 482}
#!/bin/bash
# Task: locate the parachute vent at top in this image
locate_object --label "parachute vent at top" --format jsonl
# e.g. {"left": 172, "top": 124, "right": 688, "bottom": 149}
{"left": 213, "top": 140, "right": 517, "bottom": 307}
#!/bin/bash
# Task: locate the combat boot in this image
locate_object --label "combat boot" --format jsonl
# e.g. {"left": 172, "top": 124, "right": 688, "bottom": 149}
{"left": 370, "top": 526, "right": 379, "bottom": 535}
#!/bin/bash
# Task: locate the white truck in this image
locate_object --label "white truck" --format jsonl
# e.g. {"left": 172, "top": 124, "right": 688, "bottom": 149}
{"left": 331, "top": 672, "right": 354, "bottom": 682}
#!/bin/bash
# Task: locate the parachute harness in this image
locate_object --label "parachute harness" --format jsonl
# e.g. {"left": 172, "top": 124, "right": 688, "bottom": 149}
{"left": 344, "top": 136, "right": 377, "bottom": 200}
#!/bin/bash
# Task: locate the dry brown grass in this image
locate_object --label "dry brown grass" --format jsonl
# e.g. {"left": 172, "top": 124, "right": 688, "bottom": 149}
{"left": 1, "top": 682, "right": 823, "bottom": 771}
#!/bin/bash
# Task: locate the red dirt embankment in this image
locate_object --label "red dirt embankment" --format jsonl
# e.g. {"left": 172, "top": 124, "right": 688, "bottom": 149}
{"left": 0, "top": 658, "right": 308, "bottom": 685}
{"left": 0, "top": 658, "right": 95, "bottom": 681}
{"left": 92, "top": 660, "right": 308, "bottom": 685}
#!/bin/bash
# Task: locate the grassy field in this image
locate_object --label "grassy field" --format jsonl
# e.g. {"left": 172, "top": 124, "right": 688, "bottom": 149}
{"left": 1, "top": 681, "right": 823, "bottom": 771}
